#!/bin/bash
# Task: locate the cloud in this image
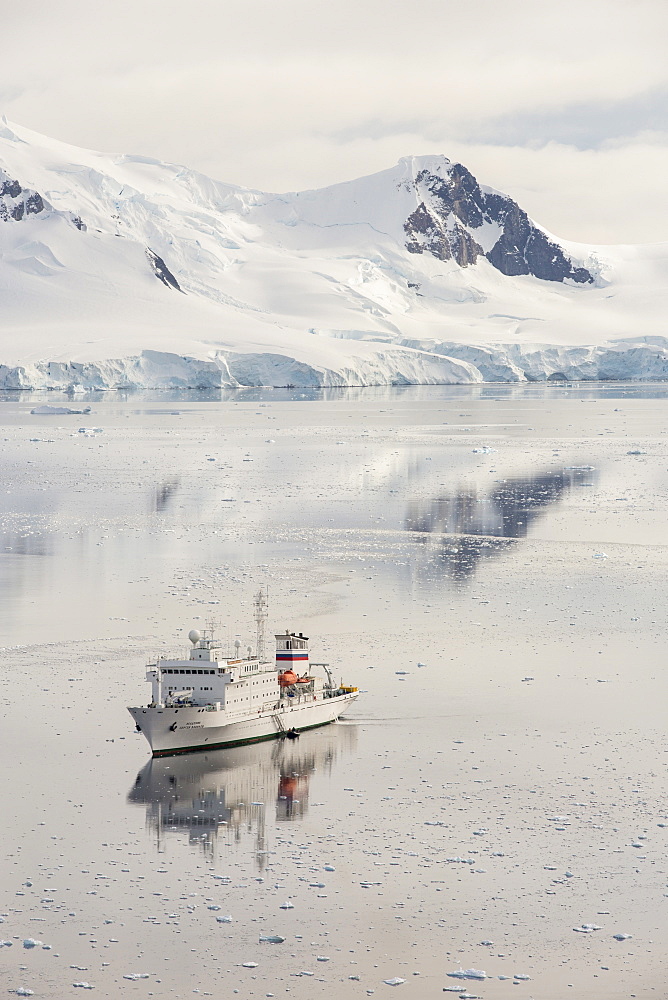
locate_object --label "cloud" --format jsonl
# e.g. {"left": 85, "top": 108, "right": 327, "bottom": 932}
{"left": 0, "top": 0, "right": 666, "bottom": 241}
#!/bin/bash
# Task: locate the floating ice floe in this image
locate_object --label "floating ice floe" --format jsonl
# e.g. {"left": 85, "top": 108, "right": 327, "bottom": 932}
{"left": 446, "top": 968, "right": 486, "bottom": 980}
{"left": 241, "top": 962, "right": 258, "bottom": 968}
{"left": 72, "top": 984, "right": 94, "bottom": 989}
{"left": 279, "top": 900, "right": 294, "bottom": 909}
{"left": 383, "top": 977, "right": 405, "bottom": 986}
{"left": 613, "top": 933, "right": 632, "bottom": 941}
{"left": 259, "top": 935, "right": 285, "bottom": 944}
{"left": 216, "top": 915, "right": 233, "bottom": 923}
{"left": 123, "top": 974, "right": 150, "bottom": 980}
{"left": 22, "top": 939, "right": 41, "bottom": 949}
{"left": 573, "top": 924, "right": 602, "bottom": 933}
{"left": 10, "top": 990, "right": 34, "bottom": 997}
{"left": 472, "top": 446, "right": 495, "bottom": 454}
{"left": 31, "top": 405, "right": 91, "bottom": 415}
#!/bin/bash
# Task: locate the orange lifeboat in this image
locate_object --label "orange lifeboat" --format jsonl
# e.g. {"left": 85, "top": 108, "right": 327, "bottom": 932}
{"left": 295, "top": 676, "right": 311, "bottom": 684}
{"left": 278, "top": 669, "right": 298, "bottom": 687}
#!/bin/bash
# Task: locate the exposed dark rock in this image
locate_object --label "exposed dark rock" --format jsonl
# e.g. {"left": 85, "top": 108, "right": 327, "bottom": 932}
{"left": 405, "top": 161, "right": 593, "bottom": 284}
{"left": 485, "top": 199, "right": 591, "bottom": 282}
{"left": 404, "top": 200, "right": 483, "bottom": 267}
{"left": 418, "top": 163, "right": 486, "bottom": 229}
{"left": 405, "top": 202, "right": 452, "bottom": 261}
{"left": 145, "top": 247, "right": 183, "bottom": 291}
{"left": 0, "top": 168, "right": 85, "bottom": 231}
{"left": 25, "top": 192, "right": 44, "bottom": 215}
{"left": 449, "top": 220, "right": 483, "bottom": 267}
{"left": 1, "top": 177, "right": 21, "bottom": 198}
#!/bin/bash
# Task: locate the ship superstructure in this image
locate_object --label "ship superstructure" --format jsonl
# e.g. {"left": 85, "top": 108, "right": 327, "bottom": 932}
{"left": 128, "top": 592, "right": 358, "bottom": 756}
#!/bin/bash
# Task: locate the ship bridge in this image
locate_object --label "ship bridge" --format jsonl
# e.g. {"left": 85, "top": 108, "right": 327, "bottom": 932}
{"left": 275, "top": 630, "right": 309, "bottom": 670}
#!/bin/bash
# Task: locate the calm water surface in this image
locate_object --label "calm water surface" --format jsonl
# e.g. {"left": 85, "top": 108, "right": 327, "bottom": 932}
{"left": 1, "top": 384, "right": 668, "bottom": 999}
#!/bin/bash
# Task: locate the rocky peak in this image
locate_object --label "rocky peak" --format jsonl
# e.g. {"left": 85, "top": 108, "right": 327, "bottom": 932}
{"left": 404, "top": 159, "right": 593, "bottom": 284}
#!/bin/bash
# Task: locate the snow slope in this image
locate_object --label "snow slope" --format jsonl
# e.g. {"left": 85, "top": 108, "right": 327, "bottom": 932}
{"left": 0, "top": 119, "right": 666, "bottom": 388}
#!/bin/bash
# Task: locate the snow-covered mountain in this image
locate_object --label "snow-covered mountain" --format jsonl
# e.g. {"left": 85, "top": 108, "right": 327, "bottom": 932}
{"left": 0, "top": 118, "right": 666, "bottom": 388}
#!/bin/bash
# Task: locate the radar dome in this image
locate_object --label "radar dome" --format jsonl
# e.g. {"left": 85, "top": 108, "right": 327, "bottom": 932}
{"left": 188, "top": 629, "right": 201, "bottom": 645}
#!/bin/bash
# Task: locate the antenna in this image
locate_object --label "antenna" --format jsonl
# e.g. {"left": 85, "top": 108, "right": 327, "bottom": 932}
{"left": 254, "top": 586, "right": 269, "bottom": 662}
{"left": 205, "top": 617, "right": 220, "bottom": 640}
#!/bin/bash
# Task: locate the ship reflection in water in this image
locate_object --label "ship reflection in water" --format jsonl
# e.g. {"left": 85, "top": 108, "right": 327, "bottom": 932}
{"left": 406, "top": 466, "right": 597, "bottom": 581}
{"left": 128, "top": 726, "right": 357, "bottom": 865}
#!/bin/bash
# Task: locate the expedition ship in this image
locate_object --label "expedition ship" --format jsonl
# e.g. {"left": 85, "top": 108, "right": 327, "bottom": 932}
{"left": 128, "top": 591, "right": 358, "bottom": 757}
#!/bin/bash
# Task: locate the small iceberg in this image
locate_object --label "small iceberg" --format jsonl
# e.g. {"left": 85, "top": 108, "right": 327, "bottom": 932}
{"left": 31, "top": 404, "right": 91, "bottom": 415}
{"left": 446, "top": 968, "right": 486, "bottom": 980}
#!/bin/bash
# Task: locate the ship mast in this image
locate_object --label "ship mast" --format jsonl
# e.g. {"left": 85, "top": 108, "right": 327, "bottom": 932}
{"left": 254, "top": 586, "right": 269, "bottom": 662}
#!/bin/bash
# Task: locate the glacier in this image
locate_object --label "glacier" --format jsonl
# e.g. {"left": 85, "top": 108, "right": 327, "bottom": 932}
{"left": 0, "top": 119, "right": 666, "bottom": 389}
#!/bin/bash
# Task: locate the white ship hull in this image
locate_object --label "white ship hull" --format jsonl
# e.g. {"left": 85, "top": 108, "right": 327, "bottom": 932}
{"left": 129, "top": 692, "right": 358, "bottom": 757}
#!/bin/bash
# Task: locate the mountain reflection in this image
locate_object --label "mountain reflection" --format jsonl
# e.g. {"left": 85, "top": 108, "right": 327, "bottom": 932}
{"left": 128, "top": 726, "right": 356, "bottom": 865}
{"left": 152, "top": 478, "right": 180, "bottom": 513}
{"left": 406, "top": 466, "right": 596, "bottom": 581}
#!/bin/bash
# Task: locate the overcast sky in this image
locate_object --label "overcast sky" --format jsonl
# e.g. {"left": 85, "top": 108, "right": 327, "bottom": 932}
{"left": 2, "top": 0, "right": 666, "bottom": 243}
